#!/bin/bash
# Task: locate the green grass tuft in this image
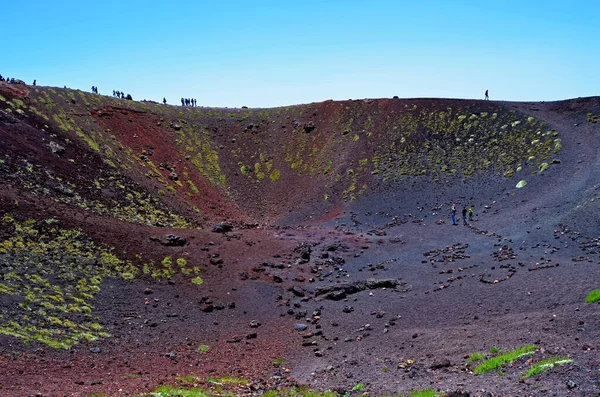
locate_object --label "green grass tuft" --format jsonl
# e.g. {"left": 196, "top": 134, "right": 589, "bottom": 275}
{"left": 197, "top": 344, "right": 209, "bottom": 353}
{"left": 474, "top": 344, "right": 537, "bottom": 374}
{"left": 524, "top": 356, "right": 573, "bottom": 378}
{"left": 176, "top": 375, "right": 200, "bottom": 384}
{"left": 206, "top": 376, "right": 248, "bottom": 385}
{"left": 409, "top": 389, "right": 437, "bottom": 397}
{"left": 586, "top": 289, "right": 600, "bottom": 304}
{"left": 352, "top": 382, "right": 364, "bottom": 391}
{"left": 468, "top": 352, "right": 485, "bottom": 362}
{"left": 136, "top": 384, "right": 209, "bottom": 396}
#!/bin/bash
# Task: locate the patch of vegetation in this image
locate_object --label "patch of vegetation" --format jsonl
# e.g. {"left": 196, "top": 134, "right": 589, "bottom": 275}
{"left": 206, "top": 376, "right": 248, "bottom": 385}
{"left": 262, "top": 387, "right": 337, "bottom": 397}
{"left": 197, "top": 344, "right": 210, "bottom": 353}
{"left": 187, "top": 180, "right": 200, "bottom": 194}
{"left": 468, "top": 352, "right": 485, "bottom": 362}
{"left": 351, "top": 383, "right": 364, "bottom": 391}
{"left": 370, "top": 106, "right": 560, "bottom": 187}
{"left": 270, "top": 169, "right": 281, "bottom": 182}
{"left": 586, "top": 289, "right": 600, "bottom": 304}
{"left": 135, "top": 385, "right": 209, "bottom": 397}
{"left": 177, "top": 375, "right": 201, "bottom": 384}
{"left": 181, "top": 127, "right": 227, "bottom": 186}
{"left": 142, "top": 256, "right": 201, "bottom": 284}
{"left": 588, "top": 112, "right": 599, "bottom": 124}
{"left": 524, "top": 356, "right": 573, "bottom": 378}
{"left": 473, "top": 344, "right": 537, "bottom": 374}
{"left": 9, "top": 153, "right": 191, "bottom": 228}
{"left": 0, "top": 216, "right": 138, "bottom": 348}
{"left": 408, "top": 389, "right": 437, "bottom": 397}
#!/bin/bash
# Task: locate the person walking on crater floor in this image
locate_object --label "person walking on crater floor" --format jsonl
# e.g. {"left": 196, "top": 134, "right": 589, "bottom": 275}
{"left": 468, "top": 206, "right": 474, "bottom": 222}
{"left": 485, "top": 89, "right": 489, "bottom": 100}
{"left": 462, "top": 206, "right": 468, "bottom": 226}
{"left": 451, "top": 204, "right": 457, "bottom": 226}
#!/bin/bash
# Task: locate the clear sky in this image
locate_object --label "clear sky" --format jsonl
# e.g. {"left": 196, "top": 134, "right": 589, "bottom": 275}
{"left": 3, "top": 1, "right": 599, "bottom": 108}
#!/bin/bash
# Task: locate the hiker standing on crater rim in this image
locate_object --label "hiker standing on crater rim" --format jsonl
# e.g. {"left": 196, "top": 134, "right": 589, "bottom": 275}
{"left": 462, "top": 206, "right": 468, "bottom": 225}
{"left": 485, "top": 89, "right": 489, "bottom": 100}
{"left": 451, "top": 204, "right": 457, "bottom": 226}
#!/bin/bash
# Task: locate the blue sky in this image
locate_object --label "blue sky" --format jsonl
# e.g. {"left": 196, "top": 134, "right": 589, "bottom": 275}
{"left": 3, "top": 1, "right": 599, "bottom": 107}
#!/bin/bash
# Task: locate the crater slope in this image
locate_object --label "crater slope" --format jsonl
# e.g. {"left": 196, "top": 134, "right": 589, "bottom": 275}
{"left": 1, "top": 82, "right": 599, "bottom": 396}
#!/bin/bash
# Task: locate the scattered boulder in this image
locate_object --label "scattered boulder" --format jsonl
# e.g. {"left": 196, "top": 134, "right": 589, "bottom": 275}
{"left": 329, "top": 290, "right": 347, "bottom": 301}
{"left": 445, "top": 392, "right": 470, "bottom": 397}
{"left": 209, "top": 257, "right": 224, "bottom": 266}
{"left": 290, "top": 286, "right": 306, "bottom": 297}
{"left": 212, "top": 222, "right": 233, "bottom": 233}
{"left": 303, "top": 121, "right": 315, "bottom": 133}
{"left": 295, "top": 243, "right": 312, "bottom": 262}
{"left": 165, "top": 234, "right": 186, "bottom": 246}
{"left": 48, "top": 141, "right": 65, "bottom": 155}
{"left": 249, "top": 320, "right": 261, "bottom": 328}
{"left": 150, "top": 234, "right": 187, "bottom": 246}
{"left": 294, "top": 323, "right": 308, "bottom": 331}
{"left": 430, "top": 359, "right": 451, "bottom": 369}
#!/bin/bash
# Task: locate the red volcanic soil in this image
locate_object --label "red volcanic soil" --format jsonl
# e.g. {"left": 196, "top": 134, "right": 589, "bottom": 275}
{"left": 0, "top": 82, "right": 599, "bottom": 396}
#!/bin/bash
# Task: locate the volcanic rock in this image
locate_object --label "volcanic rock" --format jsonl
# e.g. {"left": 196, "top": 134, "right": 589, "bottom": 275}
{"left": 212, "top": 222, "right": 234, "bottom": 233}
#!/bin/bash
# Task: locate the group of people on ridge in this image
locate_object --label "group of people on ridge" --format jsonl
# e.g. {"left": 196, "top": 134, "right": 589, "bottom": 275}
{"left": 112, "top": 90, "right": 132, "bottom": 100}
{"left": 0, "top": 75, "right": 27, "bottom": 84}
{"left": 181, "top": 98, "right": 197, "bottom": 107}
